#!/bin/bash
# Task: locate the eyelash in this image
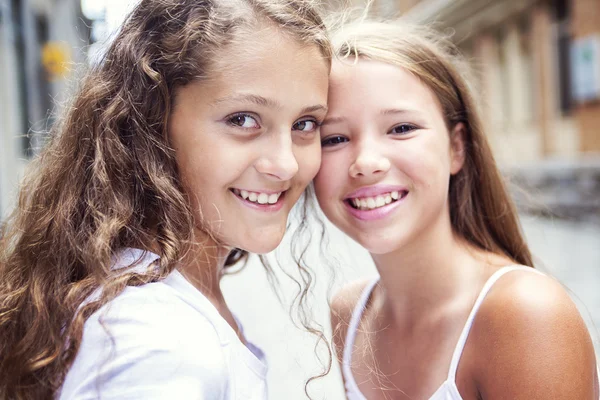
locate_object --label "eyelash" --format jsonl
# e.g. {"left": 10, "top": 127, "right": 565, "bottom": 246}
{"left": 321, "top": 136, "right": 348, "bottom": 147}
{"left": 226, "top": 113, "right": 322, "bottom": 134}
{"left": 321, "top": 123, "right": 419, "bottom": 147}
{"left": 226, "top": 113, "right": 260, "bottom": 129}
{"left": 293, "top": 118, "right": 321, "bottom": 133}
{"left": 389, "top": 123, "right": 418, "bottom": 135}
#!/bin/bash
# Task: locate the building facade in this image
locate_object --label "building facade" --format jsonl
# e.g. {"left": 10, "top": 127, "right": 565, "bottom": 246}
{"left": 353, "top": 0, "right": 600, "bottom": 166}
{"left": 0, "top": 0, "right": 90, "bottom": 218}
{"left": 1, "top": 0, "right": 598, "bottom": 219}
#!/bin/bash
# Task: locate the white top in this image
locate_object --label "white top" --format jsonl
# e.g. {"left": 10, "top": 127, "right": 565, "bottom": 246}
{"left": 343, "top": 266, "right": 543, "bottom": 400}
{"left": 59, "top": 248, "right": 267, "bottom": 400}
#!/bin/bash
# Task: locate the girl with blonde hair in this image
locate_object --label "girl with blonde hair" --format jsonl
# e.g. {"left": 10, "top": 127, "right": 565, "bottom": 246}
{"left": 316, "top": 19, "right": 599, "bottom": 399}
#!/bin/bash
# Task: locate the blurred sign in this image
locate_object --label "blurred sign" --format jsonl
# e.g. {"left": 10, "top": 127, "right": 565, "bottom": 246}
{"left": 41, "top": 41, "right": 72, "bottom": 81}
{"left": 570, "top": 34, "right": 600, "bottom": 103}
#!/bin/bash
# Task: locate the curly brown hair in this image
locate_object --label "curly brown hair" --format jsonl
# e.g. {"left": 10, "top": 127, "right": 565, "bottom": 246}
{"left": 0, "top": 1, "right": 331, "bottom": 398}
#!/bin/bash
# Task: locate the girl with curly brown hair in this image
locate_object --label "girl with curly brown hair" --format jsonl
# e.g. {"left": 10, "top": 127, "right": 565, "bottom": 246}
{"left": 0, "top": 1, "right": 331, "bottom": 399}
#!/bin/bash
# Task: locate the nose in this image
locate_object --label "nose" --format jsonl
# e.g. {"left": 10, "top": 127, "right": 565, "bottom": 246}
{"left": 349, "top": 143, "right": 391, "bottom": 179}
{"left": 254, "top": 133, "right": 299, "bottom": 181}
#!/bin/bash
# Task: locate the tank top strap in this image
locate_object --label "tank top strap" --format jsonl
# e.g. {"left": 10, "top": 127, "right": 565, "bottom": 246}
{"left": 447, "top": 265, "right": 543, "bottom": 381}
{"left": 342, "top": 276, "right": 380, "bottom": 383}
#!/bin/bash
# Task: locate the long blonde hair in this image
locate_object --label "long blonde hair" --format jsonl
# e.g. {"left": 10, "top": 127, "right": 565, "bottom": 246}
{"left": 328, "top": 18, "right": 533, "bottom": 267}
{"left": 0, "top": 1, "right": 330, "bottom": 398}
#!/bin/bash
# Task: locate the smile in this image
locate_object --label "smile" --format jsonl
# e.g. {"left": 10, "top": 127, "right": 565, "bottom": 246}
{"left": 231, "top": 188, "right": 285, "bottom": 206}
{"left": 346, "top": 190, "right": 408, "bottom": 210}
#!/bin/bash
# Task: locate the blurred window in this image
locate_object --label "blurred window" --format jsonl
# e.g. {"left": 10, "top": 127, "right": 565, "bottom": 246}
{"left": 519, "top": 16, "right": 535, "bottom": 122}
{"left": 554, "top": 0, "right": 572, "bottom": 114}
{"left": 10, "top": 0, "right": 31, "bottom": 156}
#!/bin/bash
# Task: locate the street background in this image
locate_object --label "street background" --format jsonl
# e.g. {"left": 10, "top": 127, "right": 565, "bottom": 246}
{"left": 1, "top": 0, "right": 599, "bottom": 399}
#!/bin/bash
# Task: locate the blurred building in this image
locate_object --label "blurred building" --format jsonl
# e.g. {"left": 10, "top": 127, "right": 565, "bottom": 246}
{"left": 328, "top": 0, "right": 600, "bottom": 217}
{"left": 0, "top": 0, "right": 91, "bottom": 218}
{"left": 1, "top": 0, "right": 598, "bottom": 220}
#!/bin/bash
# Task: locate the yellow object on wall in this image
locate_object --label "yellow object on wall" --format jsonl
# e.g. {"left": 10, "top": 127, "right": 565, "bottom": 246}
{"left": 41, "top": 42, "right": 72, "bottom": 80}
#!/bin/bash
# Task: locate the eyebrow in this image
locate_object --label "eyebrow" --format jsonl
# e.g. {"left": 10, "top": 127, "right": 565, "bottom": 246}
{"left": 212, "top": 94, "right": 327, "bottom": 115}
{"left": 380, "top": 108, "right": 420, "bottom": 116}
{"left": 301, "top": 104, "right": 328, "bottom": 115}
{"left": 212, "top": 94, "right": 281, "bottom": 109}
{"left": 321, "top": 116, "right": 346, "bottom": 126}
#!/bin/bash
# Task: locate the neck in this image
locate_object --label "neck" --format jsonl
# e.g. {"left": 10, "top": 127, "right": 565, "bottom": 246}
{"left": 371, "top": 214, "right": 494, "bottom": 324}
{"left": 176, "top": 229, "right": 247, "bottom": 340}
{"left": 177, "top": 228, "right": 230, "bottom": 305}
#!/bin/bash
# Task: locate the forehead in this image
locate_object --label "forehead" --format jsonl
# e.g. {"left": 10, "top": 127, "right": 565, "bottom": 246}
{"left": 208, "top": 25, "right": 328, "bottom": 82}
{"left": 329, "top": 59, "right": 442, "bottom": 115}
{"left": 175, "top": 25, "right": 329, "bottom": 112}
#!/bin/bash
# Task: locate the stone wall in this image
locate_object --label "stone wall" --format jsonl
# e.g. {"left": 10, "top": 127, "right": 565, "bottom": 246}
{"left": 506, "top": 159, "right": 600, "bottom": 221}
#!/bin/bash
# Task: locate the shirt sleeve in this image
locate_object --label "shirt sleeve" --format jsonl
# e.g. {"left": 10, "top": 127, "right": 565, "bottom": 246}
{"left": 59, "top": 288, "right": 229, "bottom": 400}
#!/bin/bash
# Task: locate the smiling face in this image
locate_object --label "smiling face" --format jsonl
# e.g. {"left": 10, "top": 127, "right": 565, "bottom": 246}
{"left": 169, "top": 26, "right": 329, "bottom": 254}
{"left": 314, "top": 59, "right": 464, "bottom": 255}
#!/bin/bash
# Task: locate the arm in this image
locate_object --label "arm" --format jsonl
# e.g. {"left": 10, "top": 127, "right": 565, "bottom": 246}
{"left": 470, "top": 272, "right": 598, "bottom": 399}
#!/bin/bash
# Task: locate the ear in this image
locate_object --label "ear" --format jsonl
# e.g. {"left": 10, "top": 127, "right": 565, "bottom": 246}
{"left": 449, "top": 122, "right": 466, "bottom": 175}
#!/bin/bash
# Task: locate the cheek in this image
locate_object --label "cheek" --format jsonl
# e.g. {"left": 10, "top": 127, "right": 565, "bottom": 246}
{"left": 295, "top": 141, "right": 322, "bottom": 183}
{"left": 175, "top": 144, "right": 241, "bottom": 206}
{"left": 314, "top": 154, "right": 343, "bottom": 202}
{"left": 397, "top": 140, "right": 451, "bottom": 187}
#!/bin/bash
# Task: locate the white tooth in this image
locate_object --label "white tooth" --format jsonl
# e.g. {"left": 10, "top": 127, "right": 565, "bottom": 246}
{"left": 248, "top": 192, "right": 258, "bottom": 202}
{"left": 376, "top": 196, "right": 385, "bottom": 207}
{"left": 360, "top": 199, "right": 367, "bottom": 209}
{"left": 268, "top": 193, "right": 278, "bottom": 204}
{"left": 367, "top": 198, "right": 376, "bottom": 209}
{"left": 391, "top": 191, "right": 399, "bottom": 200}
{"left": 257, "top": 193, "right": 269, "bottom": 204}
{"left": 241, "top": 190, "right": 249, "bottom": 199}
{"left": 385, "top": 194, "right": 392, "bottom": 204}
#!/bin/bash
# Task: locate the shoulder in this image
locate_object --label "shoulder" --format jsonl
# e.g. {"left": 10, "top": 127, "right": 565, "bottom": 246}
{"left": 330, "top": 277, "right": 375, "bottom": 327}
{"left": 474, "top": 268, "right": 587, "bottom": 339}
{"left": 330, "top": 277, "right": 376, "bottom": 357}
{"left": 469, "top": 268, "right": 598, "bottom": 398}
{"left": 93, "top": 281, "right": 224, "bottom": 340}
{"left": 62, "top": 284, "right": 229, "bottom": 399}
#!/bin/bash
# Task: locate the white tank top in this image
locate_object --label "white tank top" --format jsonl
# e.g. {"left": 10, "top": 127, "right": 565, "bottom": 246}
{"left": 342, "top": 266, "right": 542, "bottom": 400}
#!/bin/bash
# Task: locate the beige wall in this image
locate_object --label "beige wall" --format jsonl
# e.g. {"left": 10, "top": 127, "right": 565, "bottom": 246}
{"left": 371, "top": 0, "right": 593, "bottom": 164}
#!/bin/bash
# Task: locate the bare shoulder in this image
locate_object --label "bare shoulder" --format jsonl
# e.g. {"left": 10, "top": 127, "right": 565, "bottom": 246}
{"left": 330, "top": 277, "right": 374, "bottom": 322}
{"left": 469, "top": 268, "right": 598, "bottom": 399}
{"left": 330, "top": 277, "right": 376, "bottom": 359}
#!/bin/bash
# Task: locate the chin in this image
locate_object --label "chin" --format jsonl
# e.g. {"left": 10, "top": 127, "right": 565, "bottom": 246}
{"left": 350, "top": 233, "right": 400, "bottom": 256}
{"left": 244, "top": 241, "right": 279, "bottom": 255}
{"left": 361, "top": 243, "right": 397, "bottom": 255}
{"left": 237, "top": 231, "right": 285, "bottom": 255}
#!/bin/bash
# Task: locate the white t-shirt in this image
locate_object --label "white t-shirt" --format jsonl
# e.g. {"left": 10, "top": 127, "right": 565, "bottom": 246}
{"left": 59, "top": 248, "right": 267, "bottom": 400}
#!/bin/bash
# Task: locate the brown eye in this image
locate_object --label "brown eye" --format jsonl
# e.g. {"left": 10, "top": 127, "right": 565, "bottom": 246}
{"left": 293, "top": 119, "right": 318, "bottom": 132}
{"left": 228, "top": 114, "right": 260, "bottom": 129}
